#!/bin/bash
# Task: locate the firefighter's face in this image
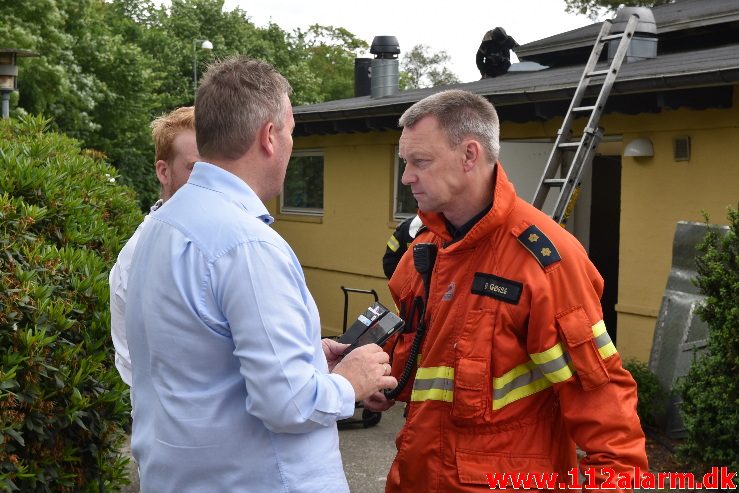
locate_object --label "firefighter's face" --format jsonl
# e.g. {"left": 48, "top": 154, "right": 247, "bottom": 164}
{"left": 399, "top": 116, "right": 468, "bottom": 216}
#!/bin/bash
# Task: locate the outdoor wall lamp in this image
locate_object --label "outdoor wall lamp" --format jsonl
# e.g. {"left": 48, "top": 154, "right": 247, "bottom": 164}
{"left": 0, "top": 48, "right": 39, "bottom": 119}
{"left": 192, "top": 39, "right": 213, "bottom": 100}
{"left": 623, "top": 137, "right": 654, "bottom": 157}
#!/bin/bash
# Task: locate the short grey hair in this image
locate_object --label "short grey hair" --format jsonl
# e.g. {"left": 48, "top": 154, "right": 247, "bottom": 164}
{"left": 399, "top": 89, "right": 500, "bottom": 162}
{"left": 195, "top": 56, "right": 293, "bottom": 161}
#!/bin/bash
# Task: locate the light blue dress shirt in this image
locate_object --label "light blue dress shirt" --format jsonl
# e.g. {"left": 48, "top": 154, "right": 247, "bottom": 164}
{"left": 126, "top": 162, "right": 355, "bottom": 493}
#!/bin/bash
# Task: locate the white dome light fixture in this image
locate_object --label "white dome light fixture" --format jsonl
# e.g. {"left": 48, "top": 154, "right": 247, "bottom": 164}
{"left": 623, "top": 137, "right": 654, "bottom": 157}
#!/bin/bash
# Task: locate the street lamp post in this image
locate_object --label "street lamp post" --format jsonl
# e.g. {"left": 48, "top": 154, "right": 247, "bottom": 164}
{"left": 192, "top": 39, "right": 213, "bottom": 100}
{"left": 0, "top": 48, "right": 39, "bottom": 119}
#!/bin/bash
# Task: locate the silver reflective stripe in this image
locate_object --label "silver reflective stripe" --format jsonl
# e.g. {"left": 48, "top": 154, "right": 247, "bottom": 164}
{"left": 594, "top": 331, "right": 611, "bottom": 349}
{"left": 492, "top": 364, "right": 546, "bottom": 401}
{"left": 411, "top": 366, "right": 454, "bottom": 402}
{"left": 592, "top": 320, "right": 617, "bottom": 359}
{"left": 536, "top": 351, "right": 572, "bottom": 376}
{"left": 413, "top": 377, "right": 453, "bottom": 392}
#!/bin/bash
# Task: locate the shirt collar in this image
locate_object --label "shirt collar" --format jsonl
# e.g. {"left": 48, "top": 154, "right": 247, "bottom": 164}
{"left": 444, "top": 201, "right": 493, "bottom": 244}
{"left": 187, "top": 161, "right": 274, "bottom": 225}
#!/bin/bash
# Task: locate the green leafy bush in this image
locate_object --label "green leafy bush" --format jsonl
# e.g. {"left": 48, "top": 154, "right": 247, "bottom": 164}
{"left": 0, "top": 115, "right": 142, "bottom": 492}
{"left": 623, "top": 359, "right": 667, "bottom": 429}
{"left": 677, "top": 206, "right": 738, "bottom": 471}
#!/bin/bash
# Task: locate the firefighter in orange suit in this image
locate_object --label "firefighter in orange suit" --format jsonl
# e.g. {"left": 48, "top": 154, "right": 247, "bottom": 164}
{"left": 363, "top": 90, "right": 648, "bottom": 492}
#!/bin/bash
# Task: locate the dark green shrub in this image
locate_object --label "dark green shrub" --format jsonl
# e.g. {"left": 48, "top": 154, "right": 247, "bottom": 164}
{"left": 623, "top": 359, "right": 667, "bottom": 429}
{"left": 0, "top": 115, "right": 142, "bottom": 492}
{"left": 676, "top": 206, "right": 738, "bottom": 471}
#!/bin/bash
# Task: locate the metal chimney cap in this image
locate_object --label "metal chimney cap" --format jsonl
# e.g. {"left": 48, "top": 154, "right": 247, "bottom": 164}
{"left": 612, "top": 7, "right": 657, "bottom": 36}
{"left": 370, "top": 36, "right": 400, "bottom": 56}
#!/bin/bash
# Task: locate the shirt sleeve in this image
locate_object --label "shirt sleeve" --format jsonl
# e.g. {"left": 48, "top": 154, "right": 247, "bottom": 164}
{"left": 109, "top": 224, "right": 146, "bottom": 387}
{"left": 208, "top": 238, "right": 356, "bottom": 434}
{"left": 527, "top": 248, "right": 648, "bottom": 487}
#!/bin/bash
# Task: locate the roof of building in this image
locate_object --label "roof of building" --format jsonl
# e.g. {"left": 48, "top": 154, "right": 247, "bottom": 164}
{"left": 292, "top": 0, "right": 739, "bottom": 136}
{"left": 516, "top": 0, "right": 739, "bottom": 63}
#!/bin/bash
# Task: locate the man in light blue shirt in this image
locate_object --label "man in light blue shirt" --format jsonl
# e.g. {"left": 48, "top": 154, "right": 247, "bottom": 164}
{"left": 125, "top": 56, "right": 397, "bottom": 493}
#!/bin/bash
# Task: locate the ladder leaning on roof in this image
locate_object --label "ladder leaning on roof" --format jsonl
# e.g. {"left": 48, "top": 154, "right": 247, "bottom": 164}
{"left": 531, "top": 12, "right": 642, "bottom": 225}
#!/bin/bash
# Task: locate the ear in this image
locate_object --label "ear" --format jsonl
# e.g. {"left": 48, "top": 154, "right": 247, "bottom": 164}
{"left": 259, "top": 121, "right": 276, "bottom": 157}
{"left": 462, "top": 140, "right": 482, "bottom": 173}
{"left": 155, "top": 159, "right": 170, "bottom": 187}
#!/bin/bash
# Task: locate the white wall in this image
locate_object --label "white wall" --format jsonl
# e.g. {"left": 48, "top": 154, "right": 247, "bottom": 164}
{"left": 499, "top": 140, "right": 592, "bottom": 250}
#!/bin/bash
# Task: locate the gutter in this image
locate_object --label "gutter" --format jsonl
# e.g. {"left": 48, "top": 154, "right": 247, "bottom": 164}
{"left": 294, "top": 66, "right": 739, "bottom": 123}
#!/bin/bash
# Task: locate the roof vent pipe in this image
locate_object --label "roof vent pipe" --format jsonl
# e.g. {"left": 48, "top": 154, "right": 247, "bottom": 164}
{"left": 370, "top": 36, "right": 400, "bottom": 98}
{"left": 608, "top": 7, "right": 657, "bottom": 63}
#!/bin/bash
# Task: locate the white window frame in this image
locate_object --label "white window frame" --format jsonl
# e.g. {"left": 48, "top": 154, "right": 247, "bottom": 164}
{"left": 393, "top": 146, "right": 416, "bottom": 220}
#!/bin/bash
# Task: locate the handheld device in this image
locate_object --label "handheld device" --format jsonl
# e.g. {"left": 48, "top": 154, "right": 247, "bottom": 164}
{"left": 339, "top": 301, "right": 405, "bottom": 355}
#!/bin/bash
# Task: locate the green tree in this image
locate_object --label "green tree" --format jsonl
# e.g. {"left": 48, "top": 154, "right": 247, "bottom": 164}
{"left": 137, "top": 0, "right": 340, "bottom": 106}
{"left": 136, "top": 0, "right": 256, "bottom": 107}
{"left": 3, "top": 0, "right": 371, "bottom": 207}
{"left": 1, "top": 0, "right": 163, "bottom": 209}
{"left": 79, "top": 0, "right": 163, "bottom": 209}
{"left": 0, "top": 0, "right": 103, "bottom": 140}
{"left": 399, "top": 44, "right": 460, "bottom": 90}
{"left": 292, "top": 25, "right": 369, "bottom": 102}
{"left": 563, "top": 0, "right": 673, "bottom": 20}
{"left": 677, "top": 207, "right": 738, "bottom": 471}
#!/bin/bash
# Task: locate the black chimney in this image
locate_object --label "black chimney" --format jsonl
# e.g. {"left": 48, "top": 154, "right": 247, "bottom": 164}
{"left": 354, "top": 58, "right": 371, "bottom": 97}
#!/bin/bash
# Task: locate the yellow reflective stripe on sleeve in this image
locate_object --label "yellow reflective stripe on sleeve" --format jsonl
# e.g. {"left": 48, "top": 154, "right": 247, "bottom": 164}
{"left": 592, "top": 320, "right": 617, "bottom": 359}
{"left": 386, "top": 234, "right": 400, "bottom": 252}
{"left": 411, "top": 366, "right": 454, "bottom": 403}
{"left": 530, "top": 342, "right": 576, "bottom": 384}
{"left": 492, "top": 361, "right": 552, "bottom": 410}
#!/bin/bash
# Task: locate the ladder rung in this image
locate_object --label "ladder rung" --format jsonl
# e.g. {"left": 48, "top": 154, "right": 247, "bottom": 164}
{"left": 601, "top": 33, "right": 625, "bottom": 42}
{"left": 533, "top": 14, "right": 637, "bottom": 224}
{"left": 558, "top": 142, "right": 580, "bottom": 149}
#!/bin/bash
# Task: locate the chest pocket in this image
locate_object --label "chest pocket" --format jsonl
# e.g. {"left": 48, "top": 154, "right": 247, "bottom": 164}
{"left": 450, "top": 308, "right": 495, "bottom": 423}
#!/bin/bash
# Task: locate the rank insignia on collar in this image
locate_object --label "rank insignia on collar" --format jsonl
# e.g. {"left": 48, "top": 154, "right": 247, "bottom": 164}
{"left": 517, "top": 225, "right": 561, "bottom": 268}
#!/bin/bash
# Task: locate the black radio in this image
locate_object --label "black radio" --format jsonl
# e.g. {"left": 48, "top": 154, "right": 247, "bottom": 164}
{"left": 339, "top": 302, "right": 404, "bottom": 356}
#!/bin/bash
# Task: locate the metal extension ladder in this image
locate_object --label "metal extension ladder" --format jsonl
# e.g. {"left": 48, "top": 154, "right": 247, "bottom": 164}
{"left": 531, "top": 13, "right": 641, "bottom": 225}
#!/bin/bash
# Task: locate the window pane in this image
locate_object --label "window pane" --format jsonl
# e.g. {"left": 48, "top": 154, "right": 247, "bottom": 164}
{"left": 283, "top": 154, "right": 323, "bottom": 211}
{"left": 395, "top": 156, "right": 416, "bottom": 217}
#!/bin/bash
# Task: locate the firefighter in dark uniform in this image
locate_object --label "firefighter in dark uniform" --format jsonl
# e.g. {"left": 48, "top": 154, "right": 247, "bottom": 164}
{"left": 382, "top": 215, "right": 425, "bottom": 279}
{"left": 476, "top": 27, "right": 518, "bottom": 78}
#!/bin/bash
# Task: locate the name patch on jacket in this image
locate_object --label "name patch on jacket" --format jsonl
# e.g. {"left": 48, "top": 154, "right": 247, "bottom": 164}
{"left": 517, "top": 225, "right": 561, "bottom": 268}
{"left": 471, "top": 273, "right": 522, "bottom": 305}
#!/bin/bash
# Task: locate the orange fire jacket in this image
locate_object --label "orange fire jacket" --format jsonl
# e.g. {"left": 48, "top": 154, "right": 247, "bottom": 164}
{"left": 385, "top": 164, "right": 647, "bottom": 492}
